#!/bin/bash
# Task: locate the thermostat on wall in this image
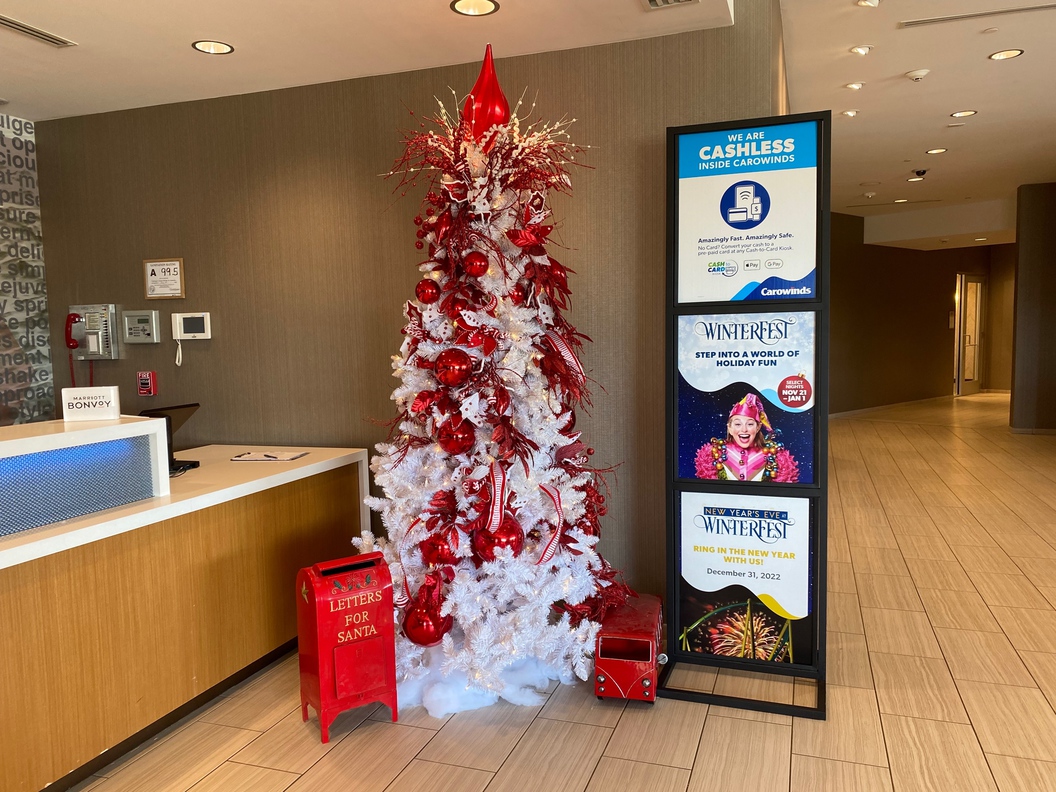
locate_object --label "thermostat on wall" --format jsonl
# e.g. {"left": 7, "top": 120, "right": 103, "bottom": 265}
{"left": 171, "top": 312, "right": 211, "bottom": 340}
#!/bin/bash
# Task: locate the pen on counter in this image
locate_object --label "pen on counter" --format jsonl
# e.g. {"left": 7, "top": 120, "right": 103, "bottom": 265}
{"left": 263, "top": 454, "right": 278, "bottom": 459}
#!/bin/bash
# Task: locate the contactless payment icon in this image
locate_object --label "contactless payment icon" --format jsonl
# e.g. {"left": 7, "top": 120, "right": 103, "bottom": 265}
{"left": 720, "top": 180, "right": 771, "bottom": 229}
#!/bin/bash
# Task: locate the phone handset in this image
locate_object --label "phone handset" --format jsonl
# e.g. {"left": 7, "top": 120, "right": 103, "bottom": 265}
{"left": 65, "top": 313, "right": 83, "bottom": 350}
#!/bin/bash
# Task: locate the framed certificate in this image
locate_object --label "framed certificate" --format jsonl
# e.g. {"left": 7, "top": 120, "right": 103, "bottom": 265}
{"left": 144, "top": 258, "right": 185, "bottom": 300}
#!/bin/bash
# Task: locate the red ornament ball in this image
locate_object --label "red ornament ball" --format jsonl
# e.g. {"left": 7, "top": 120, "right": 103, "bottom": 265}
{"left": 437, "top": 418, "right": 476, "bottom": 455}
{"left": 415, "top": 279, "right": 441, "bottom": 304}
{"left": 508, "top": 283, "right": 526, "bottom": 305}
{"left": 420, "top": 532, "right": 457, "bottom": 567}
{"left": 415, "top": 241, "right": 424, "bottom": 250}
{"left": 472, "top": 514, "right": 525, "bottom": 564}
{"left": 403, "top": 603, "right": 452, "bottom": 647}
{"left": 463, "top": 251, "right": 489, "bottom": 278}
{"left": 435, "top": 348, "right": 474, "bottom": 387}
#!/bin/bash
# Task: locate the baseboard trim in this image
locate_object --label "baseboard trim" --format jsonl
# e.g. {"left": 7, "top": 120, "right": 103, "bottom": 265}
{"left": 1010, "top": 427, "right": 1056, "bottom": 435}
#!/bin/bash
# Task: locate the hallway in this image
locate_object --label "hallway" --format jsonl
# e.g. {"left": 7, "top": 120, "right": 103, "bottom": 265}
{"left": 71, "top": 394, "right": 1056, "bottom": 792}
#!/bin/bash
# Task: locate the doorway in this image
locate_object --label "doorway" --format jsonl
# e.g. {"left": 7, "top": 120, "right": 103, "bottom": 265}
{"left": 954, "top": 273, "right": 987, "bottom": 397}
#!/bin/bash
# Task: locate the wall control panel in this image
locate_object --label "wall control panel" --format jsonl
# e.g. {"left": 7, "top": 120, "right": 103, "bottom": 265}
{"left": 171, "top": 312, "right": 211, "bottom": 340}
{"left": 67, "top": 304, "right": 120, "bottom": 360}
{"left": 122, "top": 310, "right": 161, "bottom": 344}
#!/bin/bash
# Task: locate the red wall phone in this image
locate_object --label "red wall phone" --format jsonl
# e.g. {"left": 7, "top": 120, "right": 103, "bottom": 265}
{"left": 65, "top": 313, "right": 82, "bottom": 350}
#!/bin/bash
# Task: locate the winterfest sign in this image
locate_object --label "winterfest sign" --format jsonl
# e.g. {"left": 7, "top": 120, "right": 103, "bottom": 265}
{"left": 676, "top": 312, "right": 816, "bottom": 483}
{"left": 681, "top": 491, "right": 810, "bottom": 620}
{"left": 675, "top": 120, "right": 820, "bottom": 304}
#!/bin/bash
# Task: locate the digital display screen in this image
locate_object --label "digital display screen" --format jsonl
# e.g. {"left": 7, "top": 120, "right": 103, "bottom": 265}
{"left": 183, "top": 316, "right": 206, "bottom": 334}
{"left": 138, "top": 317, "right": 149, "bottom": 324}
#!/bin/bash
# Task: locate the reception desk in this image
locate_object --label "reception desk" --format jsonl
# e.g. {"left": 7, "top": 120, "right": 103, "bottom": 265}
{"left": 0, "top": 440, "right": 370, "bottom": 792}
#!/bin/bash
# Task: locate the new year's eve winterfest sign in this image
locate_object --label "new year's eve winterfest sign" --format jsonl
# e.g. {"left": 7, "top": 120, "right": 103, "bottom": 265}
{"left": 676, "top": 120, "right": 819, "bottom": 303}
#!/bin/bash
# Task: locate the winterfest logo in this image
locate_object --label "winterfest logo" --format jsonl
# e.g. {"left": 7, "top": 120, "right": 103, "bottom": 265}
{"left": 692, "top": 316, "right": 796, "bottom": 346}
{"left": 692, "top": 506, "right": 794, "bottom": 545}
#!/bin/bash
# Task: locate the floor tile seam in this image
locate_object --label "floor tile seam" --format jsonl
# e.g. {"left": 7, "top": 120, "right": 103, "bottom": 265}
{"left": 879, "top": 710, "right": 1001, "bottom": 789}
{"left": 604, "top": 701, "right": 709, "bottom": 777}
{"left": 535, "top": 712, "right": 623, "bottom": 728}
{"left": 194, "top": 713, "right": 275, "bottom": 733}
{"left": 279, "top": 711, "right": 416, "bottom": 781}
{"left": 856, "top": 538, "right": 968, "bottom": 770}
{"left": 788, "top": 752, "right": 897, "bottom": 777}
{"left": 983, "top": 751, "right": 1056, "bottom": 767}
{"left": 98, "top": 718, "right": 260, "bottom": 783}
{"left": 397, "top": 755, "right": 498, "bottom": 777}
{"left": 599, "top": 749, "right": 696, "bottom": 772}
{"left": 482, "top": 718, "right": 613, "bottom": 792}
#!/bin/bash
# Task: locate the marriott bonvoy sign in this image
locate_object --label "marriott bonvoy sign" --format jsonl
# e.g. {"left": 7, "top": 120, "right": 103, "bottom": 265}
{"left": 61, "top": 386, "right": 120, "bottom": 421}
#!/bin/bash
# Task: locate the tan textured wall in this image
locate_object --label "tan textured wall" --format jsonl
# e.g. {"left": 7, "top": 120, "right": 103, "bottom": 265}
{"left": 36, "top": 2, "right": 784, "bottom": 595}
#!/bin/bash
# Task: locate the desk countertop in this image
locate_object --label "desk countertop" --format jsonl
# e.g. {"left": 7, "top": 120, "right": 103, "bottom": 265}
{"left": 0, "top": 444, "right": 369, "bottom": 571}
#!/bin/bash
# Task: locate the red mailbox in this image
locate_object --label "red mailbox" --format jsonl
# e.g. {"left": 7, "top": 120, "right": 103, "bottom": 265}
{"left": 594, "top": 594, "right": 665, "bottom": 702}
{"left": 297, "top": 552, "right": 397, "bottom": 742}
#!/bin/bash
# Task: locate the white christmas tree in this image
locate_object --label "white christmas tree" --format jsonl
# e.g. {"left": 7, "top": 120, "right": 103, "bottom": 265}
{"left": 358, "top": 46, "right": 629, "bottom": 717}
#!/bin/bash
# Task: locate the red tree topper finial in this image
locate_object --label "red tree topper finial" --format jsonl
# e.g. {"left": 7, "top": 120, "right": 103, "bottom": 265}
{"left": 463, "top": 44, "right": 510, "bottom": 141}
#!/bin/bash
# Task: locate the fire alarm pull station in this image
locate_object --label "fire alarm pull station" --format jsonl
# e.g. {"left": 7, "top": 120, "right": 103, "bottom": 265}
{"left": 297, "top": 552, "right": 397, "bottom": 742}
{"left": 137, "top": 371, "right": 157, "bottom": 397}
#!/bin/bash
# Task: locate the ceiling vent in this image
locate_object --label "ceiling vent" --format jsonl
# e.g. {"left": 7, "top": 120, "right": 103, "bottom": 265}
{"left": 900, "top": 3, "right": 1056, "bottom": 28}
{"left": 642, "top": 0, "right": 700, "bottom": 10}
{"left": 0, "top": 14, "right": 77, "bottom": 47}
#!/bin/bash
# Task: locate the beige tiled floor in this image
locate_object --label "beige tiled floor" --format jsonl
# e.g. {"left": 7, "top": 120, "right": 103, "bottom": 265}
{"left": 70, "top": 394, "right": 1056, "bottom": 792}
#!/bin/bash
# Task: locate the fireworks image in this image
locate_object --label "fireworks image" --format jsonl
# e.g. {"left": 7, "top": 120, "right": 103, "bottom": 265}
{"left": 680, "top": 599, "right": 792, "bottom": 662}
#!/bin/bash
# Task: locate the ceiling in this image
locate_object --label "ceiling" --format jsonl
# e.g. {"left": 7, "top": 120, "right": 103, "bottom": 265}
{"left": 2, "top": 0, "right": 1053, "bottom": 250}
{"left": 0, "top": 0, "right": 733, "bottom": 121}
{"left": 780, "top": 0, "right": 1056, "bottom": 225}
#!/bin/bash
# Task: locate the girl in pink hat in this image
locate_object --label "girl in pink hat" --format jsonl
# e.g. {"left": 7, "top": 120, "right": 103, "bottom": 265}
{"left": 695, "top": 393, "right": 800, "bottom": 483}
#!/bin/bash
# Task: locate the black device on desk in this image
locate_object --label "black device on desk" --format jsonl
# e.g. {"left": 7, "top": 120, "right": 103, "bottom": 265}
{"left": 140, "top": 403, "right": 201, "bottom": 476}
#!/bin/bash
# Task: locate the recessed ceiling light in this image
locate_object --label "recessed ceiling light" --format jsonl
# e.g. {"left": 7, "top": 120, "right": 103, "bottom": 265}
{"left": 450, "top": 0, "right": 499, "bottom": 15}
{"left": 857, "top": 0, "right": 880, "bottom": 6}
{"left": 192, "top": 40, "right": 233, "bottom": 55}
{"left": 841, "top": 110, "right": 859, "bottom": 117}
{"left": 927, "top": 148, "right": 948, "bottom": 154}
{"left": 983, "top": 27, "right": 999, "bottom": 34}
{"left": 894, "top": 199, "right": 908, "bottom": 203}
{"left": 948, "top": 123, "right": 966, "bottom": 128}
{"left": 850, "top": 45, "right": 873, "bottom": 56}
{"left": 907, "top": 176, "right": 925, "bottom": 182}
{"left": 950, "top": 110, "right": 977, "bottom": 118}
{"left": 975, "top": 237, "right": 988, "bottom": 241}
{"left": 0, "top": 98, "right": 8, "bottom": 106}
{"left": 989, "top": 49, "right": 1024, "bottom": 60}
{"left": 845, "top": 82, "right": 864, "bottom": 90}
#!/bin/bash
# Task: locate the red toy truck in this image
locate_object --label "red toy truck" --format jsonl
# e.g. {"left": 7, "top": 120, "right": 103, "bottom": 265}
{"left": 594, "top": 593, "right": 666, "bottom": 701}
